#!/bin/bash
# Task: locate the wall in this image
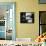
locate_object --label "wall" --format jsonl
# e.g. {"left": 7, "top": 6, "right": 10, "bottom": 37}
{"left": 0, "top": 0, "right": 46, "bottom": 40}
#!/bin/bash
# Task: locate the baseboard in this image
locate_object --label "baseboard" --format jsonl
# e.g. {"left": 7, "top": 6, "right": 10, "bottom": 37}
{"left": 16, "top": 38, "right": 32, "bottom": 42}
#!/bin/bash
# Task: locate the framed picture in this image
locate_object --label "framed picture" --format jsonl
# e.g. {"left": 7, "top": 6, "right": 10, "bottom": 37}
{"left": 39, "top": 0, "right": 46, "bottom": 4}
{"left": 20, "top": 12, "right": 34, "bottom": 23}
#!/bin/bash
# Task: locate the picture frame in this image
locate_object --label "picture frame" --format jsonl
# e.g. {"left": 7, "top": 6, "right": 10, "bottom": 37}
{"left": 39, "top": 0, "right": 46, "bottom": 4}
{"left": 20, "top": 12, "right": 34, "bottom": 23}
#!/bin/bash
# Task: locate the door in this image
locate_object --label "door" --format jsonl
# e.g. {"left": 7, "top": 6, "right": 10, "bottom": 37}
{"left": 39, "top": 11, "right": 46, "bottom": 35}
{"left": 0, "top": 2, "right": 16, "bottom": 40}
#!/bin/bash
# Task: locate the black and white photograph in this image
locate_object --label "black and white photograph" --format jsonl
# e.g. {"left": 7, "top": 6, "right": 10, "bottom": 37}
{"left": 20, "top": 12, "right": 34, "bottom": 23}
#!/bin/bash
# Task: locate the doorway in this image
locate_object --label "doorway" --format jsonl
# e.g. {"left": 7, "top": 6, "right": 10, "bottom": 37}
{"left": 0, "top": 2, "right": 16, "bottom": 40}
{"left": 39, "top": 11, "right": 46, "bottom": 35}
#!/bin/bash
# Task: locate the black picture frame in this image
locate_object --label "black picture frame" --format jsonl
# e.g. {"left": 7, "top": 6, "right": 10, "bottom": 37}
{"left": 20, "top": 12, "right": 34, "bottom": 23}
{"left": 39, "top": 0, "right": 46, "bottom": 4}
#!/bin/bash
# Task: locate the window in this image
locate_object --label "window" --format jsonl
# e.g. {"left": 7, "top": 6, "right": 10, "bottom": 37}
{"left": 39, "top": 11, "right": 46, "bottom": 35}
